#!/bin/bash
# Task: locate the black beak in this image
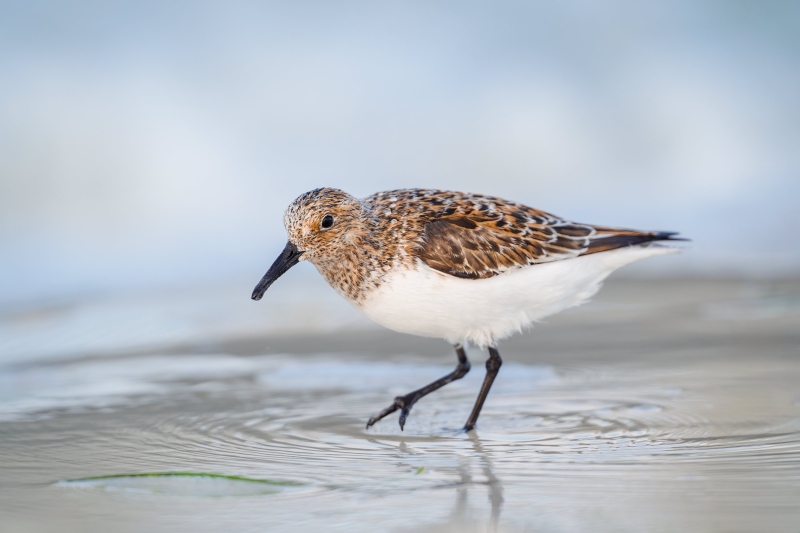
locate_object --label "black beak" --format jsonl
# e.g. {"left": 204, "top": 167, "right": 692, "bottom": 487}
{"left": 251, "top": 242, "right": 304, "bottom": 301}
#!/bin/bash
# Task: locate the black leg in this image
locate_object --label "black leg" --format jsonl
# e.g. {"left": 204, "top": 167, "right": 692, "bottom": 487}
{"left": 463, "top": 346, "right": 502, "bottom": 431}
{"left": 366, "top": 344, "right": 471, "bottom": 430}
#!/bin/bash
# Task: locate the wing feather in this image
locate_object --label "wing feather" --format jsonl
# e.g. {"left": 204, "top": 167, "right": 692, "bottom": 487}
{"left": 416, "top": 216, "right": 679, "bottom": 279}
{"left": 365, "top": 188, "right": 682, "bottom": 280}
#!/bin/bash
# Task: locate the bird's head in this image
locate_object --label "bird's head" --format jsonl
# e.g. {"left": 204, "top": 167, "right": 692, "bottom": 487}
{"left": 251, "top": 187, "right": 366, "bottom": 300}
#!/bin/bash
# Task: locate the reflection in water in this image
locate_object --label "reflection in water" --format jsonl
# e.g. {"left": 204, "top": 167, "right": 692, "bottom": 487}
{"left": 392, "top": 433, "right": 504, "bottom": 532}
{"left": 462, "top": 433, "right": 504, "bottom": 531}
{"left": 471, "top": 434, "right": 504, "bottom": 531}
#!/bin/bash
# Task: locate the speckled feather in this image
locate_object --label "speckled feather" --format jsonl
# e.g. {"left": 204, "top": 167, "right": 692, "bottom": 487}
{"left": 281, "top": 188, "right": 678, "bottom": 302}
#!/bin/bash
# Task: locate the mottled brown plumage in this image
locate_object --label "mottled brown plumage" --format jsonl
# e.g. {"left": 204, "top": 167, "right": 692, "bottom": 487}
{"left": 279, "top": 187, "right": 678, "bottom": 301}
{"left": 366, "top": 189, "right": 675, "bottom": 281}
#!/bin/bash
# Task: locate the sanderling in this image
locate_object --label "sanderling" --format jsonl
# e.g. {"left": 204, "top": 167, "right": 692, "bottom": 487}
{"left": 251, "top": 188, "right": 684, "bottom": 431}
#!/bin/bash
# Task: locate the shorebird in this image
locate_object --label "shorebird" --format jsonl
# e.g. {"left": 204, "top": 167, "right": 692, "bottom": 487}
{"left": 251, "top": 188, "right": 683, "bottom": 431}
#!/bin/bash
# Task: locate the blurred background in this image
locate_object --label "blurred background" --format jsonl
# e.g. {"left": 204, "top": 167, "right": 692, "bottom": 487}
{"left": 1, "top": 0, "right": 798, "bottom": 309}
{"left": 2, "top": 3, "right": 800, "bottom": 532}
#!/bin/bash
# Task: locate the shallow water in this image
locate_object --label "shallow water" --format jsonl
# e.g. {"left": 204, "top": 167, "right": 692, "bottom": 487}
{"left": 1, "top": 278, "right": 799, "bottom": 532}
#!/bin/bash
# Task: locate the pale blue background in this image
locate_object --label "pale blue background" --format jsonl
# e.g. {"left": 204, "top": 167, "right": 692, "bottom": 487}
{"left": 1, "top": 1, "right": 798, "bottom": 307}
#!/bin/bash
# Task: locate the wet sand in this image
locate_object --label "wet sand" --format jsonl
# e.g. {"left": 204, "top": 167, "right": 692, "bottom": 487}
{"left": 1, "top": 278, "right": 799, "bottom": 532}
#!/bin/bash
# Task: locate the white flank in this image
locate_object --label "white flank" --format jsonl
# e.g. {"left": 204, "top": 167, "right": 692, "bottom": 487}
{"left": 358, "top": 245, "right": 678, "bottom": 347}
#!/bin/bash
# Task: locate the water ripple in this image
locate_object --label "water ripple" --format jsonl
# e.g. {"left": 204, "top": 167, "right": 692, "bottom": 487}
{"left": 1, "top": 353, "right": 799, "bottom": 531}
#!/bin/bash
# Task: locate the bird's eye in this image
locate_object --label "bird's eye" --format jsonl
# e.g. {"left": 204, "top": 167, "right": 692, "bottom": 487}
{"left": 321, "top": 215, "right": 334, "bottom": 229}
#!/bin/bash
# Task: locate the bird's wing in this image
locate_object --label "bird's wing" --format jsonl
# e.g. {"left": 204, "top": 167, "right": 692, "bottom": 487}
{"left": 414, "top": 212, "right": 677, "bottom": 280}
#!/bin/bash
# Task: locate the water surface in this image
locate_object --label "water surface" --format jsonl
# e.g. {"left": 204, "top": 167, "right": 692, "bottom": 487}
{"left": 1, "top": 279, "right": 799, "bottom": 532}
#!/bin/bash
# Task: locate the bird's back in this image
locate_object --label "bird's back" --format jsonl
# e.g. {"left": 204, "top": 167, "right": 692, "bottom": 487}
{"left": 363, "top": 188, "right": 680, "bottom": 280}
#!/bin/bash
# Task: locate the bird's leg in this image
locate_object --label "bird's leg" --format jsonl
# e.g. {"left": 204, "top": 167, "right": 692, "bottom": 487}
{"left": 463, "top": 346, "right": 502, "bottom": 431}
{"left": 366, "top": 344, "right": 471, "bottom": 430}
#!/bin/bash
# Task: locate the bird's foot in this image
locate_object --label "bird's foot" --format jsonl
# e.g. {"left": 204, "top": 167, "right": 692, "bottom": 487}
{"left": 366, "top": 393, "right": 418, "bottom": 431}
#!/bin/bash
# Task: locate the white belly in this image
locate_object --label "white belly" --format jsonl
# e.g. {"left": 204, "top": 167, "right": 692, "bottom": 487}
{"left": 356, "top": 246, "right": 677, "bottom": 347}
